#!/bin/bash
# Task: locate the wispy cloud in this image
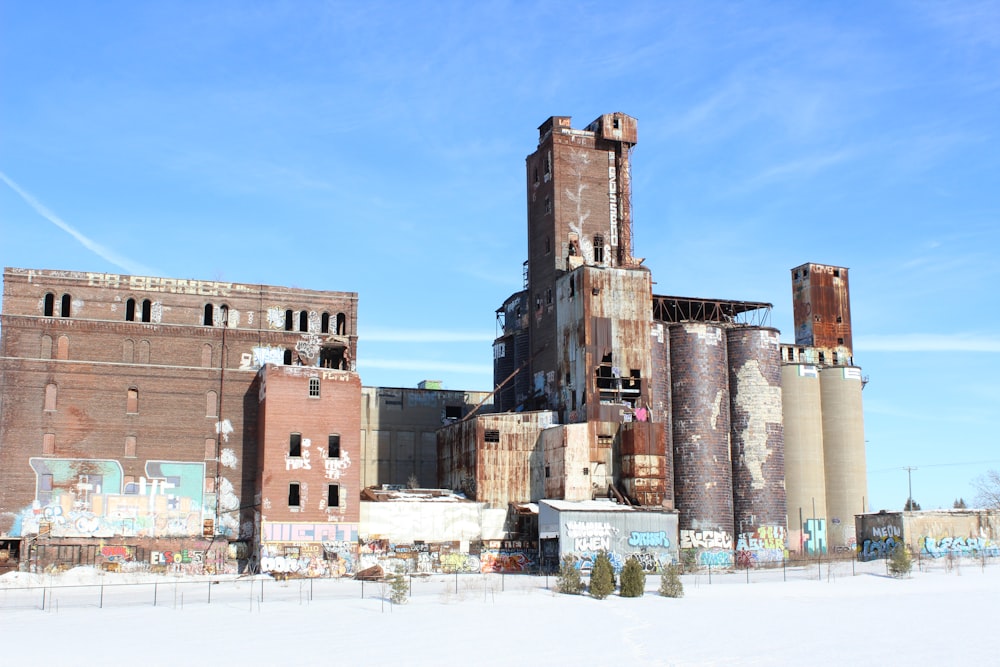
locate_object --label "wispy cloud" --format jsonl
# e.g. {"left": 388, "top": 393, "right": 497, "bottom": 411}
{"left": 858, "top": 333, "right": 1000, "bottom": 353}
{"left": 733, "top": 148, "right": 858, "bottom": 194}
{"left": 0, "top": 171, "right": 157, "bottom": 276}
{"left": 360, "top": 329, "right": 494, "bottom": 343}
{"left": 358, "top": 358, "right": 493, "bottom": 374}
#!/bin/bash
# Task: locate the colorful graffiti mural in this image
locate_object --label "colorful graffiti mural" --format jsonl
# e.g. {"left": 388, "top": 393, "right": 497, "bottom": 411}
{"left": 14, "top": 458, "right": 227, "bottom": 538}
{"left": 680, "top": 528, "right": 733, "bottom": 567}
{"left": 920, "top": 536, "right": 1000, "bottom": 559}
{"left": 735, "top": 525, "right": 787, "bottom": 564}
{"left": 804, "top": 519, "right": 827, "bottom": 555}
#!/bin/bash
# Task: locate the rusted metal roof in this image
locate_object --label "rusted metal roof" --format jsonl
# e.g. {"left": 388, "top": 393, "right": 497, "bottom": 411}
{"left": 652, "top": 294, "right": 772, "bottom": 326}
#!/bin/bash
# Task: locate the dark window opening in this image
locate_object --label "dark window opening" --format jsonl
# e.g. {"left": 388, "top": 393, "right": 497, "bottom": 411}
{"left": 836, "top": 316, "right": 843, "bottom": 323}
{"left": 593, "top": 236, "right": 604, "bottom": 263}
{"left": 545, "top": 237, "right": 550, "bottom": 254}
{"left": 803, "top": 269, "right": 809, "bottom": 277}
{"left": 832, "top": 352, "right": 839, "bottom": 365}
{"left": 565, "top": 372, "right": 571, "bottom": 385}
{"left": 289, "top": 433, "right": 302, "bottom": 457}
{"left": 44, "top": 293, "right": 55, "bottom": 316}
{"left": 60, "top": 294, "right": 71, "bottom": 317}
{"left": 533, "top": 166, "right": 539, "bottom": 183}
{"left": 328, "top": 484, "right": 340, "bottom": 507}
{"left": 484, "top": 429, "right": 500, "bottom": 443}
{"left": 833, "top": 269, "right": 840, "bottom": 277}
{"left": 299, "top": 311, "right": 309, "bottom": 332}
{"left": 219, "top": 304, "right": 229, "bottom": 327}
{"left": 141, "top": 299, "right": 152, "bottom": 323}
{"left": 544, "top": 197, "right": 552, "bottom": 214}
{"left": 569, "top": 276, "right": 575, "bottom": 298}
{"left": 126, "top": 298, "right": 136, "bottom": 322}
{"left": 284, "top": 309, "right": 294, "bottom": 331}
{"left": 283, "top": 349, "right": 293, "bottom": 365}
{"left": 320, "top": 346, "right": 345, "bottom": 369}
{"left": 818, "top": 352, "right": 826, "bottom": 364}
{"left": 328, "top": 434, "right": 341, "bottom": 458}
{"left": 546, "top": 288, "right": 552, "bottom": 304}
{"left": 445, "top": 405, "right": 462, "bottom": 420}
{"left": 309, "top": 378, "right": 320, "bottom": 397}
{"left": 612, "top": 117, "right": 620, "bottom": 129}
{"left": 204, "top": 304, "right": 213, "bottom": 325}
{"left": 288, "top": 483, "right": 300, "bottom": 508}
{"left": 838, "top": 337, "right": 844, "bottom": 345}
{"left": 321, "top": 313, "right": 330, "bottom": 334}
{"left": 583, "top": 467, "right": 590, "bottom": 475}
{"left": 336, "top": 313, "right": 347, "bottom": 335}
{"left": 545, "top": 466, "right": 551, "bottom": 478}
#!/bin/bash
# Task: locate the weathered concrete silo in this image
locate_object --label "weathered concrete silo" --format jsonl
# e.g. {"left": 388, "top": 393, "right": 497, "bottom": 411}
{"left": 728, "top": 327, "right": 787, "bottom": 563}
{"left": 670, "top": 322, "right": 734, "bottom": 566}
{"left": 782, "top": 362, "right": 828, "bottom": 555}
{"left": 820, "top": 365, "right": 867, "bottom": 551}
{"left": 647, "top": 322, "right": 674, "bottom": 508}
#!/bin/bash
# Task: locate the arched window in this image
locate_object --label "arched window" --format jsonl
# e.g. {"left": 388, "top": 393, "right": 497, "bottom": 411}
{"left": 336, "top": 313, "right": 347, "bottom": 336}
{"left": 126, "top": 298, "right": 136, "bottom": 321}
{"left": 122, "top": 339, "right": 135, "bottom": 363}
{"left": 204, "top": 304, "right": 214, "bottom": 326}
{"left": 206, "top": 390, "right": 218, "bottom": 417}
{"left": 284, "top": 309, "right": 293, "bottom": 331}
{"left": 60, "top": 294, "right": 71, "bottom": 317}
{"left": 44, "top": 383, "right": 57, "bottom": 411}
{"left": 126, "top": 388, "right": 138, "bottom": 414}
{"left": 44, "top": 293, "right": 55, "bottom": 316}
{"left": 321, "top": 313, "right": 330, "bottom": 334}
{"left": 219, "top": 304, "right": 229, "bottom": 328}
{"left": 283, "top": 349, "right": 292, "bottom": 365}
{"left": 138, "top": 340, "right": 150, "bottom": 364}
{"left": 40, "top": 335, "right": 52, "bottom": 359}
{"left": 141, "top": 299, "right": 151, "bottom": 323}
{"left": 56, "top": 335, "right": 69, "bottom": 360}
{"left": 201, "top": 344, "right": 213, "bottom": 367}
{"left": 299, "top": 311, "right": 309, "bottom": 332}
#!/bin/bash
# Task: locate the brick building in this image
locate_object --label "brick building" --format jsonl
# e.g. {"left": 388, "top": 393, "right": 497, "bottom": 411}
{"left": 0, "top": 267, "right": 358, "bottom": 572}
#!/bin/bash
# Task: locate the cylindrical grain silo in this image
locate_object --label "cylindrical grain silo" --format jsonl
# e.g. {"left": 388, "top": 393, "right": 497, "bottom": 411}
{"left": 820, "top": 365, "right": 867, "bottom": 551}
{"left": 728, "top": 327, "right": 786, "bottom": 564}
{"left": 781, "top": 362, "right": 828, "bottom": 556}
{"left": 670, "top": 322, "right": 734, "bottom": 566}
{"left": 649, "top": 322, "right": 674, "bottom": 508}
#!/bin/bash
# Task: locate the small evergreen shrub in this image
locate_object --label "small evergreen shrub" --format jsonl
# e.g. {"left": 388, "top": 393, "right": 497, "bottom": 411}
{"left": 659, "top": 563, "right": 684, "bottom": 598}
{"left": 556, "top": 556, "right": 583, "bottom": 595}
{"left": 620, "top": 557, "right": 646, "bottom": 597}
{"left": 589, "top": 551, "right": 615, "bottom": 600}
{"left": 390, "top": 574, "right": 409, "bottom": 604}
{"left": 888, "top": 543, "right": 913, "bottom": 578}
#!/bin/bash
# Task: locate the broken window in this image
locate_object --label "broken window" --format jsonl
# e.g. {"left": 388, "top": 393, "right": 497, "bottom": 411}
{"left": 44, "top": 293, "right": 55, "bottom": 316}
{"left": 445, "top": 405, "right": 462, "bottom": 420}
{"left": 593, "top": 236, "right": 604, "bottom": 263}
{"left": 299, "top": 311, "right": 309, "bottom": 332}
{"left": 60, "top": 294, "right": 71, "bottom": 317}
{"left": 833, "top": 269, "right": 840, "bottom": 278}
{"left": 288, "top": 483, "right": 301, "bottom": 508}
{"left": 309, "top": 377, "right": 320, "bottom": 397}
{"left": 544, "top": 197, "right": 552, "bottom": 214}
{"left": 284, "top": 309, "right": 294, "bottom": 331}
{"left": 569, "top": 276, "right": 575, "bottom": 298}
{"left": 328, "top": 434, "right": 340, "bottom": 458}
{"left": 818, "top": 352, "right": 826, "bottom": 364}
{"left": 289, "top": 433, "right": 302, "bottom": 457}
{"left": 141, "top": 299, "right": 151, "bottom": 323}
{"left": 336, "top": 313, "right": 347, "bottom": 335}
{"left": 320, "top": 345, "right": 344, "bottom": 369}
{"left": 203, "top": 304, "right": 213, "bottom": 326}
{"left": 126, "top": 298, "right": 136, "bottom": 322}
{"left": 327, "top": 484, "right": 340, "bottom": 507}
{"left": 321, "top": 313, "right": 330, "bottom": 334}
{"left": 127, "top": 388, "right": 138, "bottom": 414}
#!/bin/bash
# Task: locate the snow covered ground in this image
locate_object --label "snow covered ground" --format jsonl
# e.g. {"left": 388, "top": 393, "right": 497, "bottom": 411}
{"left": 2, "top": 558, "right": 996, "bottom": 665}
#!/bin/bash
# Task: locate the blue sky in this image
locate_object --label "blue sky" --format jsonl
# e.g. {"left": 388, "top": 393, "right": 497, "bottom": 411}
{"left": 2, "top": 1, "right": 998, "bottom": 512}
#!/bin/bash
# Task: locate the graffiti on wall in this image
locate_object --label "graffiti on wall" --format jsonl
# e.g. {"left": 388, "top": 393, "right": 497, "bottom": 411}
{"left": 13, "top": 458, "right": 225, "bottom": 539}
{"left": 566, "top": 521, "right": 615, "bottom": 552}
{"left": 804, "top": 519, "right": 827, "bottom": 555}
{"left": 239, "top": 345, "right": 285, "bottom": 370}
{"left": 920, "top": 535, "right": 1000, "bottom": 559}
{"left": 260, "top": 541, "right": 356, "bottom": 577}
{"left": 680, "top": 528, "right": 733, "bottom": 567}
{"left": 735, "top": 525, "right": 787, "bottom": 564}
{"left": 858, "top": 524, "right": 900, "bottom": 561}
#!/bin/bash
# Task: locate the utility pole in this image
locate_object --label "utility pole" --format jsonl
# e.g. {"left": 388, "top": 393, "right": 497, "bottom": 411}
{"left": 903, "top": 466, "right": 917, "bottom": 510}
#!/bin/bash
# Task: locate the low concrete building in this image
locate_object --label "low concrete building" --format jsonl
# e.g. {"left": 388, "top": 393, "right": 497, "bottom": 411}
{"left": 856, "top": 509, "right": 1000, "bottom": 561}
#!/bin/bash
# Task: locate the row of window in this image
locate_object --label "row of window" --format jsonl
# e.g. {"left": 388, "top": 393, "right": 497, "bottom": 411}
{"left": 288, "top": 482, "right": 339, "bottom": 508}
{"left": 289, "top": 433, "right": 341, "bottom": 458}
{"left": 43, "top": 293, "right": 71, "bottom": 317}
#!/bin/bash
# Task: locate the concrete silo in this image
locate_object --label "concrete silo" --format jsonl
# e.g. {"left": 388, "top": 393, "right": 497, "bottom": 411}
{"left": 781, "top": 360, "right": 828, "bottom": 555}
{"left": 820, "top": 365, "right": 867, "bottom": 551}
{"left": 670, "top": 322, "right": 734, "bottom": 566}
{"left": 728, "top": 327, "right": 787, "bottom": 563}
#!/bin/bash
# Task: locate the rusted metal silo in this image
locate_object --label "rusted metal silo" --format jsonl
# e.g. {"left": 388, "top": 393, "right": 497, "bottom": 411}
{"left": 670, "top": 322, "right": 734, "bottom": 565}
{"left": 646, "top": 322, "right": 674, "bottom": 507}
{"left": 728, "top": 327, "right": 787, "bottom": 564}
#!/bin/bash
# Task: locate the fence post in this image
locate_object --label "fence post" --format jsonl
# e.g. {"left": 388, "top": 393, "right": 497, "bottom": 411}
{"left": 708, "top": 562, "right": 712, "bottom": 584}
{"left": 100, "top": 583, "right": 104, "bottom": 609}
{"left": 154, "top": 582, "right": 158, "bottom": 607}
{"left": 42, "top": 587, "right": 46, "bottom": 611}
